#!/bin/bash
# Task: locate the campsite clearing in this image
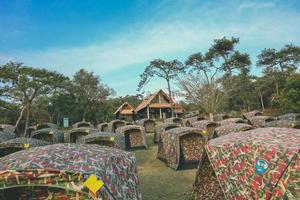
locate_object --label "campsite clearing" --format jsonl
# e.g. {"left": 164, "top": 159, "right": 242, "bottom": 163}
{"left": 135, "top": 133, "right": 197, "bottom": 200}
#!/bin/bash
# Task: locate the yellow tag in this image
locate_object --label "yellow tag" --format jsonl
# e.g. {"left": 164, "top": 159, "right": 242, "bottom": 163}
{"left": 84, "top": 175, "right": 104, "bottom": 194}
{"left": 23, "top": 144, "right": 30, "bottom": 148}
{"left": 291, "top": 123, "right": 295, "bottom": 128}
{"left": 109, "top": 137, "right": 115, "bottom": 141}
{"left": 202, "top": 130, "right": 208, "bottom": 135}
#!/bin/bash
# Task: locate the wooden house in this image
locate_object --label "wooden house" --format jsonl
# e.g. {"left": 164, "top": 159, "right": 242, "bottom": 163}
{"left": 114, "top": 102, "right": 135, "bottom": 121}
{"left": 135, "top": 90, "right": 184, "bottom": 120}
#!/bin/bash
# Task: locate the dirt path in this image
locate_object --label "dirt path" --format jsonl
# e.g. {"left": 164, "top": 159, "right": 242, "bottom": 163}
{"left": 134, "top": 133, "right": 197, "bottom": 200}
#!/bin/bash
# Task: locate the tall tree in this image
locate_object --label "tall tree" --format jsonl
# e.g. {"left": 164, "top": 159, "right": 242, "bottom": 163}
{"left": 138, "top": 59, "right": 185, "bottom": 117}
{"left": 185, "top": 52, "right": 218, "bottom": 84}
{"left": 257, "top": 44, "right": 300, "bottom": 72}
{"left": 278, "top": 73, "right": 300, "bottom": 112}
{"left": 0, "top": 62, "right": 67, "bottom": 136}
{"left": 256, "top": 44, "right": 300, "bottom": 104}
{"left": 208, "top": 37, "right": 251, "bottom": 77}
{"left": 71, "top": 69, "right": 114, "bottom": 121}
{"left": 178, "top": 74, "right": 226, "bottom": 120}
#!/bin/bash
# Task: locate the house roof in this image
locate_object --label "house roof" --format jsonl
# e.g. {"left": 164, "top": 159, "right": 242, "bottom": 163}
{"left": 135, "top": 89, "right": 183, "bottom": 113}
{"left": 114, "top": 102, "right": 135, "bottom": 115}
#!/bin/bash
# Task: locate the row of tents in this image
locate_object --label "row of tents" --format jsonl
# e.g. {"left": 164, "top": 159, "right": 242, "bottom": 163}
{"left": 0, "top": 111, "right": 299, "bottom": 199}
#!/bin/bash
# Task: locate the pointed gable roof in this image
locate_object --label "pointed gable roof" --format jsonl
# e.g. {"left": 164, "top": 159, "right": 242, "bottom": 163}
{"left": 114, "top": 102, "right": 135, "bottom": 115}
{"left": 135, "top": 89, "right": 172, "bottom": 112}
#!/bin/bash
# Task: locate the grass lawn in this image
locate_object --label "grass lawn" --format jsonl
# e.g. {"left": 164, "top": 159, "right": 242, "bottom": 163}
{"left": 133, "top": 133, "right": 197, "bottom": 200}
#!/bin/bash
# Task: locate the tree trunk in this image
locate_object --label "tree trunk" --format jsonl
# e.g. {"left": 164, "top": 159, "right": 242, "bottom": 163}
{"left": 209, "top": 113, "right": 214, "bottom": 121}
{"left": 260, "top": 94, "right": 265, "bottom": 111}
{"left": 24, "top": 103, "right": 31, "bottom": 137}
{"left": 15, "top": 105, "right": 26, "bottom": 136}
{"left": 166, "top": 79, "right": 174, "bottom": 117}
{"left": 275, "top": 82, "right": 279, "bottom": 95}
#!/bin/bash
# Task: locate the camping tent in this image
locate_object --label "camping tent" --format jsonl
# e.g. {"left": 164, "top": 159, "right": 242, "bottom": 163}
{"left": 277, "top": 113, "right": 300, "bottom": 121}
{"left": 192, "top": 127, "right": 300, "bottom": 200}
{"left": 36, "top": 122, "right": 58, "bottom": 130}
{"left": 84, "top": 131, "right": 126, "bottom": 150}
{"left": 153, "top": 122, "right": 179, "bottom": 143}
{"left": 72, "top": 121, "right": 94, "bottom": 129}
{"left": 191, "top": 120, "right": 218, "bottom": 140}
{"left": 116, "top": 125, "right": 148, "bottom": 150}
{"left": 219, "top": 118, "right": 246, "bottom": 126}
{"left": 66, "top": 127, "right": 96, "bottom": 143}
{"left": 136, "top": 118, "right": 156, "bottom": 133}
{"left": 158, "top": 127, "right": 208, "bottom": 170}
{"left": 183, "top": 116, "right": 206, "bottom": 127}
{"left": 0, "top": 143, "right": 142, "bottom": 200}
{"left": 26, "top": 126, "right": 37, "bottom": 137}
{"left": 97, "top": 122, "right": 109, "bottom": 132}
{"left": 215, "top": 123, "right": 253, "bottom": 137}
{"left": 164, "top": 117, "right": 183, "bottom": 126}
{"left": 263, "top": 119, "right": 300, "bottom": 129}
{"left": 248, "top": 116, "right": 275, "bottom": 128}
{"left": 0, "top": 137, "right": 49, "bottom": 158}
{"left": 213, "top": 114, "right": 230, "bottom": 122}
{"left": 31, "top": 128, "right": 64, "bottom": 143}
{"left": 0, "top": 132, "right": 16, "bottom": 143}
{"left": 242, "top": 110, "right": 262, "bottom": 119}
{"left": 108, "top": 119, "right": 126, "bottom": 133}
{"left": 0, "top": 124, "right": 15, "bottom": 134}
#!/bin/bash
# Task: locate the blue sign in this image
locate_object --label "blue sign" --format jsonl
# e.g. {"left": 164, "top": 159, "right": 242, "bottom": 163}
{"left": 63, "top": 117, "right": 69, "bottom": 128}
{"left": 255, "top": 159, "right": 269, "bottom": 175}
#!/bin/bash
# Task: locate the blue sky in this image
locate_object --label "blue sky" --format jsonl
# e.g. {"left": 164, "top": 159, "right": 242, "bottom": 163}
{"left": 0, "top": 0, "right": 300, "bottom": 96}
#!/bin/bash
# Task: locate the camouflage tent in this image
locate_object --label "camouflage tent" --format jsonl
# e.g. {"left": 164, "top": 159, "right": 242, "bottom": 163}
{"left": 72, "top": 121, "right": 94, "bottom": 129}
{"left": 0, "top": 124, "right": 15, "bottom": 134}
{"left": 0, "top": 137, "right": 49, "bottom": 158}
{"left": 108, "top": 120, "right": 126, "bottom": 133}
{"left": 215, "top": 123, "right": 253, "bottom": 137}
{"left": 158, "top": 127, "right": 208, "bottom": 170}
{"left": 84, "top": 131, "right": 126, "bottom": 150}
{"left": 219, "top": 118, "right": 246, "bottom": 126}
{"left": 242, "top": 110, "right": 262, "bottom": 119}
{"left": 192, "top": 127, "right": 300, "bottom": 200}
{"left": 26, "top": 126, "right": 37, "bottom": 137}
{"left": 0, "top": 132, "right": 16, "bottom": 143}
{"left": 191, "top": 120, "right": 218, "bottom": 140}
{"left": 136, "top": 118, "right": 156, "bottom": 133}
{"left": 153, "top": 122, "right": 179, "bottom": 143}
{"left": 213, "top": 114, "right": 230, "bottom": 122}
{"left": 277, "top": 113, "right": 300, "bottom": 121}
{"left": 263, "top": 119, "right": 300, "bottom": 129}
{"left": 164, "top": 117, "right": 183, "bottom": 126}
{"left": 248, "top": 116, "right": 275, "bottom": 128}
{"left": 36, "top": 122, "right": 59, "bottom": 130}
{"left": 66, "top": 127, "right": 97, "bottom": 144}
{"left": 116, "top": 125, "right": 148, "bottom": 150}
{"left": 0, "top": 143, "right": 142, "bottom": 200}
{"left": 31, "top": 128, "right": 64, "bottom": 143}
{"left": 97, "top": 122, "right": 109, "bottom": 132}
{"left": 183, "top": 116, "right": 206, "bottom": 127}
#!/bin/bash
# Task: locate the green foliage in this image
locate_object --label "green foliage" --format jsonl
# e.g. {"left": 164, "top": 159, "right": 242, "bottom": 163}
{"left": 257, "top": 44, "right": 300, "bottom": 71}
{"left": 0, "top": 62, "right": 68, "bottom": 135}
{"left": 208, "top": 37, "right": 251, "bottom": 76}
{"left": 138, "top": 59, "right": 185, "bottom": 91}
{"left": 278, "top": 73, "right": 300, "bottom": 112}
{"left": 71, "top": 69, "right": 114, "bottom": 121}
{"left": 223, "top": 69, "right": 258, "bottom": 111}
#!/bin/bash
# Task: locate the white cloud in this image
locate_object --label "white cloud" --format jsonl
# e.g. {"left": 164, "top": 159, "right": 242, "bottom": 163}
{"left": 238, "top": 2, "right": 274, "bottom": 10}
{"left": 2, "top": 0, "right": 300, "bottom": 95}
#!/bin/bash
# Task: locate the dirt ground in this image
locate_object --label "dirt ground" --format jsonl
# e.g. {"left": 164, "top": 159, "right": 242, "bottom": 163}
{"left": 133, "top": 133, "right": 197, "bottom": 200}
